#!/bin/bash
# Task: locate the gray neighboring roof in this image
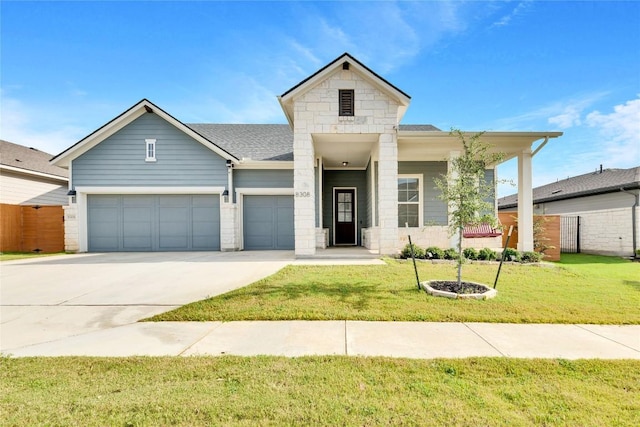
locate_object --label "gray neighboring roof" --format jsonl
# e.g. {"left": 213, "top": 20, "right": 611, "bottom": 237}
{"left": 0, "top": 140, "right": 68, "bottom": 179}
{"left": 498, "top": 166, "right": 640, "bottom": 209}
{"left": 186, "top": 123, "right": 441, "bottom": 161}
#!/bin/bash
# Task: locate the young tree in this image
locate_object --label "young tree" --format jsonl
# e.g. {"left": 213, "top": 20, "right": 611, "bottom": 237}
{"left": 434, "top": 129, "right": 505, "bottom": 286}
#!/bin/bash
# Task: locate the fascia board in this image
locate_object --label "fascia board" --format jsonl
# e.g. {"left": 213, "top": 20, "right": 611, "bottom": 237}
{"left": 235, "top": 160, "right": 293, "bottom": 170}
{"left": 51, "top": 107, "right": 146, "bottom": 168}
{"left": 0, "top": 164, "right": 69, "bottom": 182}
{"left": 280, "top": 55, "right": 410, "bottom": 107}
{"left": 51, "top": 99, "right": 240, "bottom": 169}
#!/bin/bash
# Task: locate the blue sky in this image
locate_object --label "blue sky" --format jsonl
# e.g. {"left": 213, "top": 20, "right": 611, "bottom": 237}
{"left": 2, "top": 0, "right": 639, "bottom": 197}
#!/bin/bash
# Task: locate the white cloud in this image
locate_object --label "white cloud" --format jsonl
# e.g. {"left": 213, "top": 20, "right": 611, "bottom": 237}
{"left": 491, "top": 0, "right": 533, "bottom": 28}
{"left": 585, "top": 95, "right": 640, "bottom": 167}
{"left": 548, "top": 105, "right": 583, "bottom": 128}
{"left": 494, "top": 91, "right": 609, "bottom": 130}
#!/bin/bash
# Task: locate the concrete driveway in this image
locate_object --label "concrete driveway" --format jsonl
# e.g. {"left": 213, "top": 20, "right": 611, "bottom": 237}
{"left": 0, "top": 251, "right": 292, "bottom": 353}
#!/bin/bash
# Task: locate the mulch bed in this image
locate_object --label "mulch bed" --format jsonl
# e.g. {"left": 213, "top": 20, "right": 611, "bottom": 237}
{"left": 428, "top": 280, "right": 490, "bottom": 295}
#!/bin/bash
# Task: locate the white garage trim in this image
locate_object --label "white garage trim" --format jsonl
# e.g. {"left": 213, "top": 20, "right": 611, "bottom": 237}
{"left": 235, "top": 187, "right": 294, "bottom": 250}
{"left": 75, "top": 186, "right": 224, "bottom": 252}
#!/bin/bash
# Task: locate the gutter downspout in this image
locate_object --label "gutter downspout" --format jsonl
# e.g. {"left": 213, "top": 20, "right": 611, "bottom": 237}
{"left": 620, "top": 187, "right": 639, "bottom": 258}
{"left": 531, "top": 136, "right": 549, "bottom": 157}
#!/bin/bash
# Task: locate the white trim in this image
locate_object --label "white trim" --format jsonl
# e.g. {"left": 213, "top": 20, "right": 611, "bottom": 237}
{"left": 145, "top": 138, "right": 157, "bottom": 162}
{"left": 51, "top": 100, "right": 239, "bottom": 168}
{"left": 235, "top": 161, "right": 293, "bottom": 170}
{"left": 317, "top": 157, "right": 323, "bottom": 228}
{"left": 0, "top": 164, "right": 68, "bottom": 182}
{"left": 333, "top": 187, "right": 358, "bottom": 245}
{"left": 75, "top": 186, "right": 224, "bottom": 194}
{"left": 74, "top": 186, "right": 224, "bottom": 252}
{"left": 235, "top": 187, "right": 294, "bottom": 250}
{"left": 398, "top": 174, "right": 423, "bottom": 228}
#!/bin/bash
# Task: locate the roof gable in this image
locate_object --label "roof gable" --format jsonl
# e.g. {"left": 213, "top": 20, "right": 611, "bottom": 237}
{"left": 51, "top": 99, "right": 239, "bottom": 168}
{"left": 278, "top": 53, "right": 411, "bottom": 126}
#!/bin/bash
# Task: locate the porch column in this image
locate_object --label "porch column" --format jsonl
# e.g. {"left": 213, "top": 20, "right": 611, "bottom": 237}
{"left": 293, "top": 132, "right": 316, "bottom": 256}
{"left": 377, "top": 132, "right": 398, "bottom": 254}
{"left": 517, "top": 148, "right": 534, "bottom": 251}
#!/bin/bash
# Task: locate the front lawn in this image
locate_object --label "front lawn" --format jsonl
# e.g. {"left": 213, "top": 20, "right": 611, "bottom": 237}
{"left": 2, "top": 356, "right": 638, "bottom": 426}
{"left": 150, "top": 253, "right": 640, "bottom": 324}
{"left": 0, "top": 252, "right": 66, "bottom": 262}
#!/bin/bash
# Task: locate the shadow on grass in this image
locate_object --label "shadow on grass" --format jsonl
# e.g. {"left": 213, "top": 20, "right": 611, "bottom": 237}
{"left": 557, "top": 253, "right": 632, "bottom": 265}
{"left": 215, "top": 280, "right": 421, "bottom": 312}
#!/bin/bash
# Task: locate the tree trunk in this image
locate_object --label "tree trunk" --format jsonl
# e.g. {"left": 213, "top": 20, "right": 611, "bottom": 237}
{"left": 457, "top": 226, "right": 463, "bottom": 286}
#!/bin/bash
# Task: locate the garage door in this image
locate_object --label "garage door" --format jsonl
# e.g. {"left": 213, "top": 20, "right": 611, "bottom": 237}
{"left": 88, "top": 194, "right": 220, "bottom": 251}
{"left": 243, "top": 195, "right": 294, "bottom": 250}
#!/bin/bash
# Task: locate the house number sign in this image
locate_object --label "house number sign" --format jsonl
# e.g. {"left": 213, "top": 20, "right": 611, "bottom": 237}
{"left": 295, "top": 191, "right": 311, "bottom": 198}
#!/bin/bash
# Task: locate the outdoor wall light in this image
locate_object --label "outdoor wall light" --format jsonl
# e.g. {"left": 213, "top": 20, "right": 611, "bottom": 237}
{"left": 342, "top": 161, "right": 349, "bottom": 167}
{"left": 226, "top": 159, "right": 234, "bottom": 168}
{"left": 222, "top": 189, "right": 229, "bottom": 203}
{"left": 67, "top": 189, "right": 77, "bottom": 203}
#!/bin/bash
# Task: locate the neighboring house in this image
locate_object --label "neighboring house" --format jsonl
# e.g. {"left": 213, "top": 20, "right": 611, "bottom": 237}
{"left": 0, "top": 140, "right": 68, "bottom": 205}
{"left": 498, "top": 166, "right": 640, "bottom": 256}
{"left": 51, "top": 53, "right": 561, "bottom": 255}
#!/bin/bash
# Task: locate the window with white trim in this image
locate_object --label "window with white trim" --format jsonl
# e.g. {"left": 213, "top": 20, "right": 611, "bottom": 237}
{"left": 145, "top": 139, "right": 156, "bottom": 162}
{"left": 398, "top": 175, "right": 422, "bottom": 227}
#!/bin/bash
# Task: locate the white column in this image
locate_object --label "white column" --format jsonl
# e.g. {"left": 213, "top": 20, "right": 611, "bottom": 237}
{"left": 293, "top": 132, "right": 316, "bottom": 256}
{"left": 517, "top": 149, "right": 534, "bottom": 251}
{"left": 377, "top": 132, "right": 398, "bottom": 255}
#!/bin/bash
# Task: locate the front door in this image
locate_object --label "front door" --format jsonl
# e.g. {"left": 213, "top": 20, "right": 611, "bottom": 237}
{"left": 334, "top": 188, "right": 356, "bottom": 245}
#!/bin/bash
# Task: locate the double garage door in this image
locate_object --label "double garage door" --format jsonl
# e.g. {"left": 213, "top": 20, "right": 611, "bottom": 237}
{"left": 88, "top": 194, "right": 220, "bottom": 251}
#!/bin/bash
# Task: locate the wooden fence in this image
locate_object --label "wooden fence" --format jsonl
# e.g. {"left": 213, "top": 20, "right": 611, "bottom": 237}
{"left": 498, "top": 212, "right": 561, "bottom": 261}
{"left": 0, "top": 204, "right": 64, "bottom": 253}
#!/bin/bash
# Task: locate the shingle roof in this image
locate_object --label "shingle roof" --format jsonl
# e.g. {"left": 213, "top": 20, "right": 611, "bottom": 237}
{"left": 498, "top": 166, "right": 640, "bottom": 209}
{"left": 0, "top": 139, "right": 68, "bottom": 179}
{"left": 187, "top": 124, "right": 294, "bottom": 161}
{"left": 186, "top": 123, "right": 440, "bottom": 161}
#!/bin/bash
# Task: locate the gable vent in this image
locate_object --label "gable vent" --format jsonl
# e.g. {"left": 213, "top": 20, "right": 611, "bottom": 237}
{"left": 339, "top": 89, "right": 354, "bottom": 116}
{"left": 342, "top": 62, "right": 349, "bottom": 70}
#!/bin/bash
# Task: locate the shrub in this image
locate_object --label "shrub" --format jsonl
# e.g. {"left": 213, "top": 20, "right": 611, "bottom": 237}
{"left": 463, "top": 248, "right": 479, "bottom": 260}
{"left": 425, "top": 246, "right": 445, "bottom": 259}
{"left": 443, "top": 248, "right": 459, "bottom": 260}
{"left": 501, "top": 247, "right": 520, "bottom": 262}
{"left": 401, "top": 243, "right": 425, "bottom": 259}
{"left": 520, "top": 251, "right": 543, "bottom": 263}
{"left": 477, "top": 247, "right": 497, "bottom": 261}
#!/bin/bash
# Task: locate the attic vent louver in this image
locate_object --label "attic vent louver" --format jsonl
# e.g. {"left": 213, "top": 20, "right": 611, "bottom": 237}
{"left": 339, "top": 89, "right": 354, "bottom": 116}
{"left": 551, "top": 189, "right": 562, "bottom": 194}
{"left": 342, "top": 62, "right": 349, "bottom": 70}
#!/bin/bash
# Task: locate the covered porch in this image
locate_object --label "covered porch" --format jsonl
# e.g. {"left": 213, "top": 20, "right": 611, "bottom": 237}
{"left": 307, "top": 130, "right": 562, "bottom": 255}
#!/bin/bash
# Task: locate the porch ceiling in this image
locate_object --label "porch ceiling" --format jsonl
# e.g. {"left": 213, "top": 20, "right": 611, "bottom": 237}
{"left": 313, "top": 133, "right": 378, "bottom": 169}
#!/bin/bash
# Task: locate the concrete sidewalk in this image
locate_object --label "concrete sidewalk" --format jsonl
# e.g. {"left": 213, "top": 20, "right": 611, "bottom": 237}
{"left": 4, "top": 321, "right": 639, "bottom": 359}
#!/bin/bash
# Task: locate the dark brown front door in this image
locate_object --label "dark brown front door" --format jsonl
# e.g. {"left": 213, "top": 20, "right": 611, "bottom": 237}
{"left": 334, "top": 189, "right": 356, "bottom": 245}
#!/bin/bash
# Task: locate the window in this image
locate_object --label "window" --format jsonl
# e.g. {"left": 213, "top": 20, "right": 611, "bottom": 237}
{"left": 398, "top": 175, "right": 422, "bottom": 227}
{"left": 339, "top": 89, "right": 354, "bottom": 116}
{"left": 145, "top": 139, "right": 156, "bottom": 162}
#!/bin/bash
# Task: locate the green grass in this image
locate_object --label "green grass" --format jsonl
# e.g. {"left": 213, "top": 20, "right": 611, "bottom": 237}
{"left": 0, "top": 252, "right": 66, "bottom": 262}
{"left": 1, "top": 356, "right": 638, "bottom": 426}
{"left": 149, "top": 253, "right": 640, "bottom": 324}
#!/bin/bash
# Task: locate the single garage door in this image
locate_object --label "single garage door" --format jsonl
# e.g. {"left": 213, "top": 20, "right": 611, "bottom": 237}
{"left": 88, "top": 194, "right": 220, "bottom": 251}
{"left": 243, "top": 195, "right": 294, "bottom": 250}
